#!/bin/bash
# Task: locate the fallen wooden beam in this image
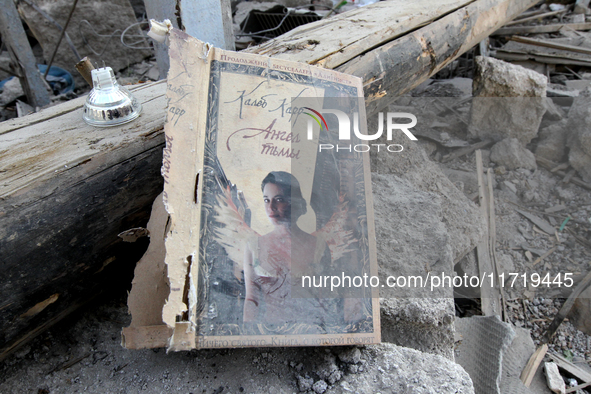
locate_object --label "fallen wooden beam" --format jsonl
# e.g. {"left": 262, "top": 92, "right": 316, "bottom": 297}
{"left": 246, "top": 0, "right": 540, "bottom": 114}
{"left": 0, "top": 0, "right": 540, "bottom": 359}
{"left": 493, "top": 22, "right": 591, "bottom": 36}
{"left": 510, "top": 35, "right": 591, "bottom": 56}
{"left": 504, "top": 9, "right": 567, "bottom": 27}
{"left": 550, "top": 352, "right": 591, "bottom": 387}
{"left": 245, "top": 0, "right": 474, "bottom": 69}
{"left": 0, "top": 81, "right": 167, "bottom": 361}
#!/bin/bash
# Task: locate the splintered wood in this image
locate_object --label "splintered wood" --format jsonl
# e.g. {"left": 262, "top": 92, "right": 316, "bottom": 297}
{"left": 475, "top": 150, "right": 503, "bottom": 317}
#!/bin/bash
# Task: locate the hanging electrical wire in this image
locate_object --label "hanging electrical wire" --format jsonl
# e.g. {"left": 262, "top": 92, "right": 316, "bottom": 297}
{"left": 78, "top": 19, "right": 152, "bottom": 58}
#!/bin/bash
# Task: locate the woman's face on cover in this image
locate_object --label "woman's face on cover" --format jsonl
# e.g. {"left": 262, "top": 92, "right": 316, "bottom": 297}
{"left": 263, "top": 183, "right": 290, "bottom": 225}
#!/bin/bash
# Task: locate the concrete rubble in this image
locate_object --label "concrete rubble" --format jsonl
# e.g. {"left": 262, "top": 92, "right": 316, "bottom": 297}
{"left": 490, "top": 138, "right": 537, "bottom": 171}
{"left": 535, "top": 119, "right": 569, "bottom": 163}
{"left": 544, "top": 362, "right": 566, "bottom": 394}
{"left": 370, "top": 109, "right": 487, "bottom": 265}
{"left": 469, "top": 56, "right": 547, "bottom": 144}
{"left": 566, "top": 90, "right": 591, "bottom": 183}
{"left": 0, "top": 78, "right": 25, "bottom": 107}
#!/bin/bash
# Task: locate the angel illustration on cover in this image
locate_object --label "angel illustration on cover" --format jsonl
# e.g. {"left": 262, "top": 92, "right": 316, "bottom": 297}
{"left": 213, "top": 169, "right": 369, "bottom": 332}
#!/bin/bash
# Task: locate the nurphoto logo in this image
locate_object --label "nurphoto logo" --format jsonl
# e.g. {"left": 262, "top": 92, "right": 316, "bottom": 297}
{"left": 302, "top": 107, "right": 418, "bottom": 153}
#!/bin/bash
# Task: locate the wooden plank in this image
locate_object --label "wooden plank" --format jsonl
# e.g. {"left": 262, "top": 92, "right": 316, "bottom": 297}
{"left": 494, "top": 50, "right": 591, "bottom": 67}
{"left": 487, "top": 168, "right": 507, "bottom": 321}
{"left": 493, "top": 22, "right": 591, "bottom": 36}
{"left": 515, "top": 209, "right": 555, "bottom": 235}
{"left": 550, "top": 353, "right": 591, "bottom": 384}
{"left": 504, "top": 9, "right": 567, "bottom": 26}
{"left": 246, "top": 0, "right": 474, "bottom": 69}
{"left": 566, "top": 381, "right": 591, "bottom": 393}
{"left": 510, "top": 35, "right": 591, "bottom": 56}
{"left": 475, "top": 150, "right": 499, "bottom": 316}
{"left": 0, "top": 0, "right": 50, "bottom": 108}
{"left": 520, "top": 344, "right": 548, "bottom": 387}
{"left": 0, "top": 81, "right": 167, "bottom": 359}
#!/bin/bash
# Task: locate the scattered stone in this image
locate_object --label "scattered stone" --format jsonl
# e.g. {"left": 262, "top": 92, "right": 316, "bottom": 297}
{"left": 503, "top": 180, "right": 518, "bottom": 194}
{"left": 543, "top": 98, "right": 566, "bottom": 121}
{"left": 338, "top": 347, "right": 362, "bottom": 364}
{"left": 312, "top": 379, "right": 328, "bottom": 394}
{"left": 574, "top": 0, "right": 590, "bottom": 15}
{"left": 316, "top": 354, "right": 341, "bottom": 385}
{"left": 371, "top": 109, "right": 486, "bottom": 264}
{"left": 490, "top": 138, "right": 537, "bottom": 170}
{"left": 338, "top": 343, "right": 474, "bottom": 394}
{"left": 297, "top": 375, "right": 314, "bottom": 392}
{"left": 570, "top": 145, "right": 591, "bottom": 183}
{"left": 566, "top": 93, "right": 591, "bottom": 183}
{"left": 544, "top": 362, "right": 566, "bottom": 394}
{"left": 0, "top": 78, "right": 25, "bottom": 106}
{"left": 470, "top": 56, "right": 547, "bottom": 144}
{"left": 536, "top": 119, "right": 568, "bottom": 163}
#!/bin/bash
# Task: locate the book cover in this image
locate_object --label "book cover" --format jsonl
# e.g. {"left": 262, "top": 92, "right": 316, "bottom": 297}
{"left": 161, "top": 28, "right": 380, "bottom": 350}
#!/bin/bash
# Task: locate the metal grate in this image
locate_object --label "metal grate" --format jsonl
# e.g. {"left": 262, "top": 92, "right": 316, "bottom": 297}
{"left": 239, "top": 6, "right": 323, "bottom": 42}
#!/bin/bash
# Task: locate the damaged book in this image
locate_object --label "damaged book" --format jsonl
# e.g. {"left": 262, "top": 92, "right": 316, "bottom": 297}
{"left": 123, "top": 27, "right": 380, "bottom": 350}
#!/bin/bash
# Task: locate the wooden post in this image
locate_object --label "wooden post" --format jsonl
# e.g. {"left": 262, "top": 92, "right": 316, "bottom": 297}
{"left": 0, "top": 0, "right": 50, "bottom": 108}
{"left": 180, "top": 0, "right": 234, "bottom": 51}
{"left": 144, "top": 0, "right": 234, "bottom": 79}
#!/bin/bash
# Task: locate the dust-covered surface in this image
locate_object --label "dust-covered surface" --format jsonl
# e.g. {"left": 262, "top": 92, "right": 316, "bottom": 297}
{"left": 0, "top": 293, "right": 474, "bottom": 394}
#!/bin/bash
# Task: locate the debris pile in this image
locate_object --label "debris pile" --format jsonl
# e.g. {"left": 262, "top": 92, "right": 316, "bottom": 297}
{"left": 2, "top": 1, "right": 591, "bottom": 394}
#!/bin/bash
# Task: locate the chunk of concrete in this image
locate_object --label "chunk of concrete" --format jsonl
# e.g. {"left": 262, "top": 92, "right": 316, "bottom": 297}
{"left": 372, "top": 174, "right": 457, "bottom": 359}
{"left": 0, "top": 78, "right": 25, "bottom": 106}
{"left": 574, "top": 0, "right": 591, "bottom": 14}
{"left": 17, "top": 0, "right": 152, "bottom": 87}
{"left": 380, "top": 298, "right": 456, "bottom": 359}
{"left": 370, "top": 109, "right": 486, "bottom": 265}
{"left": 544, "top": 362, "right": 566, "bottom": 394}
{"left": 566, "top": 92, "right": 591, "bottom": 182}
{"left": 469, "top": 56, "right": 547, "bottom": 144}
{"left": 568, "top": 143, "right": 591, "bottom": 183}
{"left": 543, "top": 98, "right": 565, "bottom": 121}
{"left": 490, "top": 138, "right": 537, "bottom": 170}
{"left": 337, "top": 343, "right": 474, "bottom": 394}
{"left": 535, "top": 119, "right": 568, "bottom": 163}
